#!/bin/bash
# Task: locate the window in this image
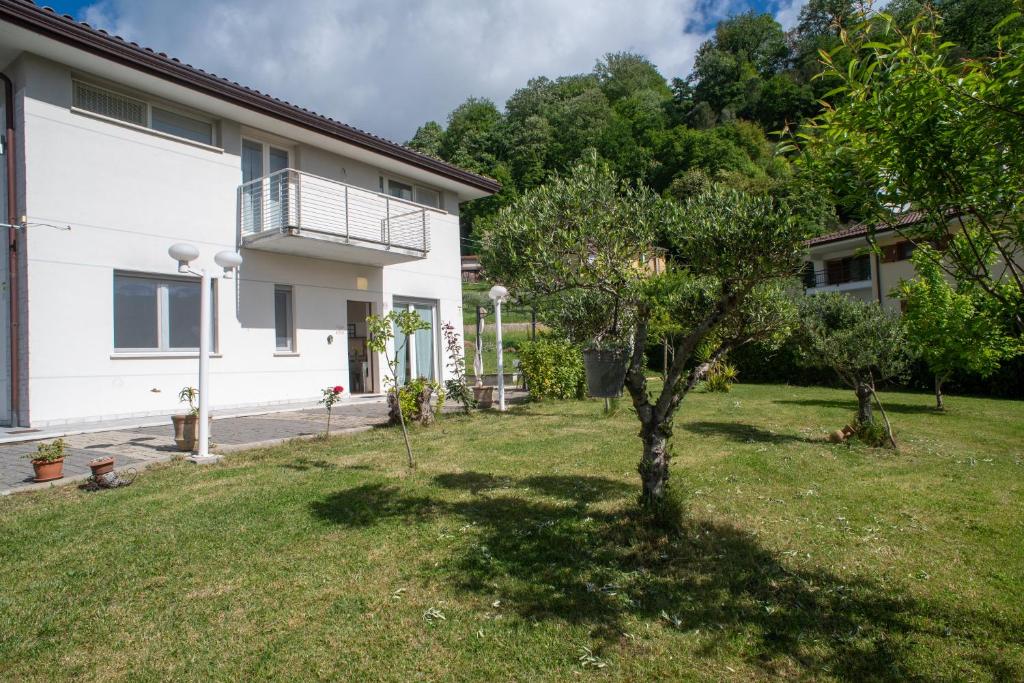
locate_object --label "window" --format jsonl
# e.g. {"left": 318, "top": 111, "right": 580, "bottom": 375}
{"left": 151, "top": 107, "right": 213, "bottom": 145}
{"left": 113, "top": 273, "right": 216, "bottom": 351}
{"left": 896, "top": 241, "right": 916, "bottom": 261}
{"left": 274, "top": 285, "right": 294, "bottom": 351}
{"left": 380, "top": 176, "right": 442, "bottom": 210}
{"left": 825, "top": 254, "right": 871, "bottom": 285}
{"left": 73, "top": 80, "right": 215, "bottom": 146}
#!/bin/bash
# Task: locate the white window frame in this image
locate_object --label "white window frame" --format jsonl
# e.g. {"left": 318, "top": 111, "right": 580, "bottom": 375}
{"left": 113, "top": 272, "right": 218, "bottom": 353}
{"left": 72, "top": 78, "right": 218, "bottom": 148}
{"left": 274, "top": 284, "right": 296, "bottom": 353}
{"left": 379, "top": 175, "right": 444, "bottom": 211}
{"left": 241, "top": 135, "right": 293, "bottom": 181}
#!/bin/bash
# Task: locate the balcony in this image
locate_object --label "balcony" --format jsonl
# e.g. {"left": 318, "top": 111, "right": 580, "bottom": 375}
{"left": 239, "top": 169, "right": 432, "bottom": 265}
{"left": 802, "top": 256, "right": 872, "bottom": 291}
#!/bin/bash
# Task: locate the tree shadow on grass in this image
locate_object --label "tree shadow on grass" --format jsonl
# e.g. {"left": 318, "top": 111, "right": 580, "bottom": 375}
{"left": 281, "top": 457, "right": 338, "bottom": 472}
{"left": 683, "top": 421, "right": 817, "bottom": 444}
{"left": 309, "top": 477, "right": 1017, "bottom": 680}
{"left": 774, "top": 398, "right": 939, "bottom": 415}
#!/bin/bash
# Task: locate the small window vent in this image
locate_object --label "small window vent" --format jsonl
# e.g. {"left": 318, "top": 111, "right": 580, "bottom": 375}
{"left": 73, "top": 81, "right": 146, "bottom": 126}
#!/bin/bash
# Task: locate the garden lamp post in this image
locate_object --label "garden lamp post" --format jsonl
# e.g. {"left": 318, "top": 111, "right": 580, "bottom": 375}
{"left": 488, "top": 285, "right": 509, "bottom": 411}
{"left": 168, "top": 243, "right": 243, "bottom": 463}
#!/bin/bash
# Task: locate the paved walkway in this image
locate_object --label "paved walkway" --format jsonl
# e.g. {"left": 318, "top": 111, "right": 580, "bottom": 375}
{"left": 0, "top": 398, "right": 390, "bottom": 495}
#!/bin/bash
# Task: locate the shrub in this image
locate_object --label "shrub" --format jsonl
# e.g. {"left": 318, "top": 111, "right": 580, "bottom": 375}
{"left": 702, "top": 360, "right": 738, "bottom": 392}
{"left": 517, "top": 337, "right": 586, "bottom": 400}
{"left": 853, "top": 414, "right": 889, "bottom": 448}
{"left": 389, "top": 377, "right": 445, "bottom": 426}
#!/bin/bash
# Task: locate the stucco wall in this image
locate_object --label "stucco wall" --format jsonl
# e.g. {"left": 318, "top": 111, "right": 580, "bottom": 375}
{"left": 14, "top": 53, "right": 465, "bottom": 426}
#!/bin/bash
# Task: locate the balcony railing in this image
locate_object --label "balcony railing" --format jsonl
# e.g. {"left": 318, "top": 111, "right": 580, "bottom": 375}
{"left": 239, "top": 169, "right": 431, "bottom": 255}
{"left": 803, "top": 265, "right": 872, "bottom": 289}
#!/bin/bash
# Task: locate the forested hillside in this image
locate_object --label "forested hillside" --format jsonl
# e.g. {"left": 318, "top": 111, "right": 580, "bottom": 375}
{"left": 404, "top": 0, "right": 1017, "bottom": 251}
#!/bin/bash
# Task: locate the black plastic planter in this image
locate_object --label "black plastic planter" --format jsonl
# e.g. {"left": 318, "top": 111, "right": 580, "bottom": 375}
{"left": 582, "top": 348, "right": 629, "bottom": 398}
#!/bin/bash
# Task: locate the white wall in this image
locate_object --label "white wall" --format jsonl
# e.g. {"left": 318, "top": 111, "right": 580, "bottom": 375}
{"left": 14, "top": 53, "right": 466, "bottom": 426}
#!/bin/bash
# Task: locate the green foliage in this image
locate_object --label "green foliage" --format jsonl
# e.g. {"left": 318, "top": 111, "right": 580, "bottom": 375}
{"left": 392, "top": 377, "right": 445, "bottom": 425}
{"left": 517, "top": 337, "right": 586, "bottom": 400}
{"left": 801, "top": 8, "right": 1024, "bottom": 331}
{"left": 441, "top": 321, "right": 475, "bottom": 413}
{"left": 853, "top": 413, "right": 890, "bottom": 447}
{"left": 30, "top": 439, "right": 66, "bottom": 463}
{"left": 898, "top": 247, "right": 1022, "bottom": 385}
{"left": 797, "top": 293, "right": 910, "bottom": 389}
{"left": 702, "top": 360, "right": 739, "bottom": 393}
{"left": 406, "top": 121, "right": 444, "bottom": 157}
{"left": 178, "top": 386, "right": 198, "bottom": 416}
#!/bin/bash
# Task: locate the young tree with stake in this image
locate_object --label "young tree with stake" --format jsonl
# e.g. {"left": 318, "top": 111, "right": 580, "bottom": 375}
{"left": 366, "top": 310, "right": 430, "bottom": 469}
{"left": 480, "top": 156, "right": 807, "bottom": 509}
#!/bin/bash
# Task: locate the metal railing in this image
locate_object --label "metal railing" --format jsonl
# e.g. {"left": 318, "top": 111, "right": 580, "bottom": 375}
{"left": 803, "top": 263, "right": 872, "bottom": 288}
{"left": 239, "top": 168, "right": 432, "bottom": 254}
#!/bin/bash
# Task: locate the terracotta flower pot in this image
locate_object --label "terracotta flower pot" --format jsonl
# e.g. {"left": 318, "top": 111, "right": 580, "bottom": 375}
{"left": 31, "top": 457, "right": 65, "bottom": 483}
{"left": 473, "top": 385, "right": 494, "bottom": 409}
{"left": 171, "top": 414, "right": 211, "bottom": 452}
{"left": 88, "top": 456, "right": 115, "bottom": 477}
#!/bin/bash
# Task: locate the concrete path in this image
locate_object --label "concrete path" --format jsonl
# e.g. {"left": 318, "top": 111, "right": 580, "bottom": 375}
{"left": 0, "top": 398, "right": 390, "bottom": 496}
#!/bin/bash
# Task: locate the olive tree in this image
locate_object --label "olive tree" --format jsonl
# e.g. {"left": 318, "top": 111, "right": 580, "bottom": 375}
{"left": 797, "top": 293, "right": 909, "bottom": 447}
{"left": 479, "top": 156, "right": 806, "bottom": 507}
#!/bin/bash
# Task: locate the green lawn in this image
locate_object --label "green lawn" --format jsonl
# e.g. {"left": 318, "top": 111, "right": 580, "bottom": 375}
{"left": 2, "top": 384, "right": 1022, "bottom": 681}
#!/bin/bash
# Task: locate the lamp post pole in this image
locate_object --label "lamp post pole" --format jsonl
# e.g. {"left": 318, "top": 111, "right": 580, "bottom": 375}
{"left": 195, "top": 268, "right": 212, "bottom": 461}
{"left": 495, "top": 298, "right": 505, "bottom": 412}
{"left": 168, "top": 244, "right": 242, "bottom": 463}
{"left": 488, "top": 285, "right": 509, "bottom": 412}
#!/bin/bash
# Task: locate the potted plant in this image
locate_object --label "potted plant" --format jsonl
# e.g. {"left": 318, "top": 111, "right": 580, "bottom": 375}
{"left": 28, "top": 438, "right": 67, "bottom": 482}
{"left": 473, "top": 383, "right": 494, "bottom": 408}
{"left": 582, "top": 342, "right": 630, "bottom": 398}
{"left": 88, "top": 456, "right": 115, "bottom": 477}
{"left": 171, "top": 386, "right": 207, "bottom": 452}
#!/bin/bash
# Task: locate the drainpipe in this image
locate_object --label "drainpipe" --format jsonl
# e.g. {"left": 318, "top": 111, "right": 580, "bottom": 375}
{"left": 2, "top": 73, "right": 20, "bottom": 426}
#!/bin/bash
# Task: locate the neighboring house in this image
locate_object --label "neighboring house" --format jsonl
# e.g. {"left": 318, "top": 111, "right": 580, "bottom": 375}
{"left": 461, "top": 255, "right": 482, "bottom": 282}
{"left": 0, "top": 2, "right": 499, "bottom": 427}
{"left": 802, "top": 211, "right": 939, "bottom": 314}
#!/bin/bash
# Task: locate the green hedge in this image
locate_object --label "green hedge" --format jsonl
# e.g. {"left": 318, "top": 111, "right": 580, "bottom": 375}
{"left": 518, "top": 338, "right": 586, "bottom": 400}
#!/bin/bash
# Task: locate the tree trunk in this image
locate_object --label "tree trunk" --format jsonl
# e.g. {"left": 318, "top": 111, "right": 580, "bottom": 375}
{"left": 856, "top": 383, "right": 874, "bottom": 425}
{"left": 934, "top": 375, "right": 945, "bottom": 411}
{"left": 638, "top": 425, "right": 671, "bottom": 506}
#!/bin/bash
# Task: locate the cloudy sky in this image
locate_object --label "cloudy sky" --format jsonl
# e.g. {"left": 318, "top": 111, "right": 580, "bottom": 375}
{"left": 45, "top": 0, "right": 804, "bottom": 143}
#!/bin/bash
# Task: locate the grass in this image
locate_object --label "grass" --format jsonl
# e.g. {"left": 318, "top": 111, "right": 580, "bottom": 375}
{"left": 1, "top": 384, "right": 1022, "bottom": 681}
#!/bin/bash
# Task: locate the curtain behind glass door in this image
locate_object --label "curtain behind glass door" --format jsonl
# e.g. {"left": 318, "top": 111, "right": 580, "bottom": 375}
{"left": 413, "top": 304, "right": 435, "bottom": 381}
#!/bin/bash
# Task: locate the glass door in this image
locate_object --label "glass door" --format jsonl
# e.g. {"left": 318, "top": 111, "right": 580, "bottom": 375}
{"left": 392, "top": 299, "right": 437, "bottom": 384}
{"left": 241, "top": 139, "right": 264, "bottom": 232}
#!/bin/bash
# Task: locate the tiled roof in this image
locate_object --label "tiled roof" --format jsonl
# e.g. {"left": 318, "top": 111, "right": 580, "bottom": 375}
{"left": 805, "top": 210, "right": 932, "bottom": 247}
{"left": 0, "top": 0, "right": 501, "bottom": 194}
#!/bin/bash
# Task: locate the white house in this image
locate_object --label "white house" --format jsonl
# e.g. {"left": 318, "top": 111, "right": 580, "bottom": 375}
{"left": 0, "top": 1, "right": 499, "bottom": 428}
{"left": 802, "top": 211, "right": 938, "bottom": 313}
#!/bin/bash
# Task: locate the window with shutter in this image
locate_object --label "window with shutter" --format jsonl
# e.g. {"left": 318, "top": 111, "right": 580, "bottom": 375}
{"left": 73, "top": 81, "right": 147, "bottom": 126}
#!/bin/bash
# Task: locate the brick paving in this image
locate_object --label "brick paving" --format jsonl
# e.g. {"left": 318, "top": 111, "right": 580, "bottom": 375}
{"left": 0, "top": 399, "right": 390, "bottom": 495}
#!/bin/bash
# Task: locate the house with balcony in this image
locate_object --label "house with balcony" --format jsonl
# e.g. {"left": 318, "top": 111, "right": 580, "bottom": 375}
{"left": 801, "top": 211, "right": 937, "bottom": 313}
{"left": 0, "top": 1, "right": 499, "bottom": 428}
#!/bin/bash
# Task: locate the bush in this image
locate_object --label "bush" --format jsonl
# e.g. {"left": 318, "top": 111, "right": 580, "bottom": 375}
{"left": 388, "top": 377, "right": 445, "bottom": 426}
{"left": 517, "top": 337, "right": 586, "bottom": 400}
{"left": 701, "top": 360, "right": 738, "bottom": 392}
{"left": 853, "top": 414, "right": 889, "bottom": 447}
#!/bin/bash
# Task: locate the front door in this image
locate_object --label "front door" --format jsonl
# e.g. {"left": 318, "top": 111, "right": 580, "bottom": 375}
{"left": 346, "top": 301, "right": 373, "bottom": 393}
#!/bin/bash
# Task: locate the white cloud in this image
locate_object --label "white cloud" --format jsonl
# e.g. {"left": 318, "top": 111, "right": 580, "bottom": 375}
{"left": 79, "top": 0, "right": 787, "bottom": 143}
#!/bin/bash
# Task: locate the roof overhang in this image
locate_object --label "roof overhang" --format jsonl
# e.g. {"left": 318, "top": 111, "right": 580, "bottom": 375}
{"left": 0, "top": 0, "right": 500, "bottom": 200}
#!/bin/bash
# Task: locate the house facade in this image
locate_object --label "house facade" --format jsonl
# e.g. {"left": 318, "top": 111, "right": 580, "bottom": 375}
{"left": 802, "top": 212, "right": 936, "bottom": 313}
{"left": 0, "top": 2, "right": 499, "bottom": 428}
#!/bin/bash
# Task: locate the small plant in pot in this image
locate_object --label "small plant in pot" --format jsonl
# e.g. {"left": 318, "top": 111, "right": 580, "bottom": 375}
{"left": 28, "top": 438, "right": 67, "bottom": 482}
{"left": 88, "top": 455, "right": 115, "bottom": 477}
{"left": 171, "top": 386, "right": 206, "bottom": 452}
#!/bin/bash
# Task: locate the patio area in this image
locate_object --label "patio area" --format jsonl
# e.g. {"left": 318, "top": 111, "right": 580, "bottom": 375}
{"left": 0, "top": 398, "right": 390, "bottom": 495}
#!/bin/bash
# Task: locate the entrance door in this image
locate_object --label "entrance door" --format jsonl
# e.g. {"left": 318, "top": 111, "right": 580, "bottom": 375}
{"left": 346, "top": 301, "right": 373, "bottom": 393}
